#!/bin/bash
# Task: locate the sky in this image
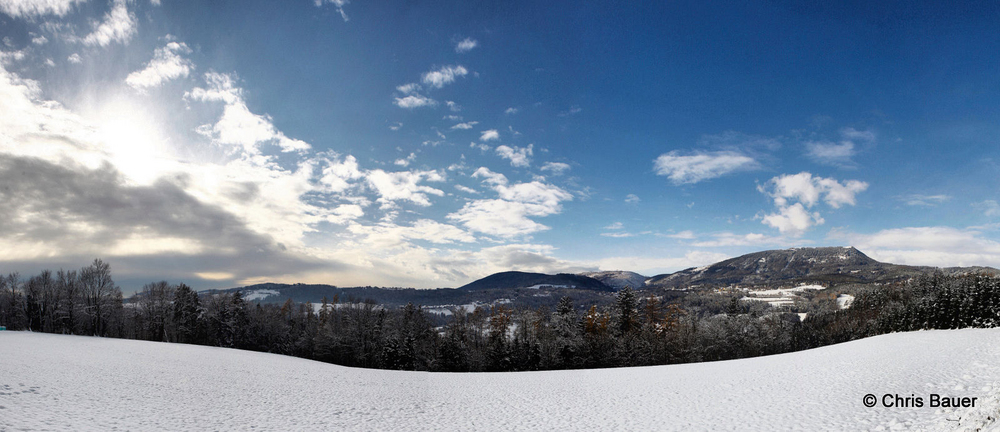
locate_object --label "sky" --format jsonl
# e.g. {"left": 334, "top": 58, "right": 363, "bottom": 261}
{"left": 2, "top": 0, "right": 1000, "bottom": 293}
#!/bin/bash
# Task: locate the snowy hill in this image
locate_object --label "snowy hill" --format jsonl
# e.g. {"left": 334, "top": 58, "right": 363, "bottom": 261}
{"left": 4, "top": 330, "right": 1000, "bottom": 430}
{"left": 646, "top": 246, "right": 1000, "bottom": 289}
{"left": 578, "top": 270, "right": 648, "bottom": 291}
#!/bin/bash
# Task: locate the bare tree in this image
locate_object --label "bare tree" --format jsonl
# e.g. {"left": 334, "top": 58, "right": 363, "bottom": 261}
{"left": 138, "top": 281, "right": 174, "bottom": 341}
{"left": 79, "top": 259, "right": 120, "bottom": 336}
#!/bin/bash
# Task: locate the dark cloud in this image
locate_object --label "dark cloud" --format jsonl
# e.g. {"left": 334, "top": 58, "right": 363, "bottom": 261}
{"left": 0, "top": 153, "right": 338, "bottom": 293}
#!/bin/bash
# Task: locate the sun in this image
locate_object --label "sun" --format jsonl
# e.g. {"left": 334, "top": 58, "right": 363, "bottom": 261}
{"left": 94, "top": 98, "right": 173, "bottom": 185}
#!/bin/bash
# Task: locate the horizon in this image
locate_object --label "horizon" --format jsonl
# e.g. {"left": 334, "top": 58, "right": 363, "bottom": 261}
{"left": 3, "top": 1, "right": 1000, "bottom": 294}
{"left": 17, "top": 244, "right": 1000, "bottom": 294}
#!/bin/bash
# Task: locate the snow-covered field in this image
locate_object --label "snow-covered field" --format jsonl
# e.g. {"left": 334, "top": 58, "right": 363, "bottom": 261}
{"left": 741, "top": 284, "right": 827, "bottom": 308}
{"left": 3, "top": 330, "right": 1000, "bottom": 431}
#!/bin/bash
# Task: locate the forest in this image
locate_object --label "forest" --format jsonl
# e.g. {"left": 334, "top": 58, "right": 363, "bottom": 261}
{"left": 2, "top": 259, "right": 1000, "bottom": 372}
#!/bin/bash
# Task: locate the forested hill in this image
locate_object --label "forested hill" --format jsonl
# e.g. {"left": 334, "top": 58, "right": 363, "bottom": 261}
{"left": 456, "top": 271, "right": 612, "bottom": 292}
{"left": 209, "top": 247, "right": 1000, "bottom": 307}
{"left": 201, "top": 283, "right": 468, "bottom": 307}
{"left": 646, "top": 246, "right": 999, "bottom": 289}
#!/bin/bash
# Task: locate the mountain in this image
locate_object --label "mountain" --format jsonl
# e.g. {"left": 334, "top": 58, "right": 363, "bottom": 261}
{"left": 203, "top": 247, "right": 999, "bottom": 307}
{"left": 579, "top": 271, "right": 648, "bottom": 291}
{"left": 203, "top": 283, "right": 472, "bottom": 307}
{"left": 202, "top": 280, "right": 619, "bottom": 317}
{"left": 457, "top": 271, "right": 613, "bottom": 292}
{"left": 646, "top": 246, "right": 997, "bottom": 289}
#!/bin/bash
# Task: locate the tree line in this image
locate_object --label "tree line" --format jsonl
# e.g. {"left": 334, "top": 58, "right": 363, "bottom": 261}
{"left": 2, "top": 260, "right": 1000, "bottom": 371}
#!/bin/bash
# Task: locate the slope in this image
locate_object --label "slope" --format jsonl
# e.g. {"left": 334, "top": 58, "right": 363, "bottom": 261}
{"left": 578, "top": 270, "right": 648, "bottom": 291}
{"left": 647, "top": 246, "right": 927, "bottom": 288}
{"left": 3, "top": 330, "right": 1000, "bottom": 431}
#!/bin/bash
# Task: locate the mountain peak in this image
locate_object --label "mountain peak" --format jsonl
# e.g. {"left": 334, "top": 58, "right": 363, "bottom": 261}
{"left": 646, "top": 246, "right": 891, "bottom": 289}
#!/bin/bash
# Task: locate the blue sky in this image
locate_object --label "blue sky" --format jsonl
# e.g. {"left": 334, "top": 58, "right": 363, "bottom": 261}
{"left": 2, "top": 0, "right": 1000, "bottom": 291}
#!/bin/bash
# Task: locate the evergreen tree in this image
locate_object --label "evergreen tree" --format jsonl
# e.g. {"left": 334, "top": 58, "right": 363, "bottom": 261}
{"left": 172, "top": 284, "right": 203, "bottom": 344}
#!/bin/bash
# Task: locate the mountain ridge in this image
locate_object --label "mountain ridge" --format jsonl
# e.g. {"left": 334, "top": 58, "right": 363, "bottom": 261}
{"left": 645, "top": 246, "right": 998, "bottom": 289}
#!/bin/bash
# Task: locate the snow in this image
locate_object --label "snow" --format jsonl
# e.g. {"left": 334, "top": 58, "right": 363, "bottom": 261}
{"left": 838, "top": 294, "right": 856, "bottom": 309}
{"left": 742, "top": 296, "right": 795, "bottom": 307}
{"left": 424, "top": 300, "right": 511, "bottom": 316}
{"left": 750, "top": 284, "right": 825, "bottom": 296}
{"left": 741, "top": 285, "right": 825, "bottom": 308}
{"left": 525, "top": 284, "right": 569, "bottom": 290}
{"left": 243, "top": 289, "right": 279, "bottom": 301}
{"left": 4, "top": 329, "right": 1000, "bottom": 430}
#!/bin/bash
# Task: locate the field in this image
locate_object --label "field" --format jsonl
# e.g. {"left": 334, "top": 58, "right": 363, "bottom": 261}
{"left": 3, "top": 330, "right": 1000, "bottom": 431}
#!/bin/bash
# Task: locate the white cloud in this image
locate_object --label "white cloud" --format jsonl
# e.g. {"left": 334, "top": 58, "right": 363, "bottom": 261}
{"left": 899, "top": 194, "right": 950, "bottom": 207}
{"left": 314, "top": 0, "right": 349, "bottom": 21}
{"left": 757, "top": 172, "right": 868, "bottom": 235}
{"left": 495, "top": 144, "right": 532, "bottom": 167}
{"left": 665, "top": 230, "right": 696, "bottom": 240}
{"left": 601, "top": 232, "right": 634, "bottom": 238}
{"left": 319, "top": 154, "right": 363, "bottom": 193}
{"left": 81, "top": 0, "right": 136, "bottom": 47}
{"left": 479, "top": 129, "right": 499, "bottom": 141}
{"left": 832, "top": 226, "right": 1000, "bottom": 268}
{"left": 394, "top": 94, "right": 436, "bottom": 109}
{"left": 451, "top": 121, "right": 478, "bottom": 130}
{"left": 0, "top": 48, "right": 27, "bottom": 64}
{"left": 455, "top": 37, "right": 477, "bottom": 53}
{"left": 494, "top": 180, "right": 571, "bottom": 209}
{"left": 31, "top": 35, "right": 48, "bottom": 45}
{"left": 470, "top": 142, "right": 490, "bottom": 152}
{"left": 505, "top": 107, "right": 518, "bottom": 115}
{"left": 393, "top": 152, "right": 416, "bottom": 167}
{"left": 760, "top": 203, "right": 825, "bottom": 236}
{"left": 454, "top": 184, "right": 478, "bottom": 194}
{"left": 0, "top": 0, "right": 84, "bottom": 18}
{"left": 625, "top": 194, "right": 640, "bottom": 203}
{"left": 365, "top": 169, "right": 445, "bottom": 208}
{"left": 540, "top": 161, "right": 570, "bottom": 176}
{"left": 653, "top": 150, "right": 758, "bottom": 184}
{"left": 326, "top": 204, "right": 365, "bottom": 225}
{"left": 840, "top": 127, "right": 875, "bottom": 142}
{"left": 396, "top": 83, "right": 421, "bottom": 94}
{"left": 805, "top": 140, "right": 855, "bottom": 167}
{"left": 976, "top": 200, "right": 1000, "bottom": 217}
{"left": 446, "top": 157, "right": 467, "bottom": 172}
{"left": 446, "top": 101, "right": 460, "bottom": 112}
{"left": 348, "top": 219, "right": 475, "bottom": 247}
{"left": 421, "top": 65, "right": 468, "bottom": 89}
{"left": 604, "top": 222, "right": 624, "bottom": 230}
{"left": 450, "top": 175, "right": 572, "bottom": 238}
{"left": 804, "top": 128, "right": 873, "bottom": 168}
{"left": 125, "top": 41, "right": 194, "bottom": 91}
{"left": 187, "top": 72, "right": 311, "bottom": 154}
{"left": 67, "top": 53, "right": 81, "bottom": 63}
{"left": 448, "top": 199, "right": 550, "bottom": 237}
{"left": 471, "top": 166, "right": 507, "bottom": 185}
{"left": 761, "top": 172, "right": 868, "bottom": 209}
